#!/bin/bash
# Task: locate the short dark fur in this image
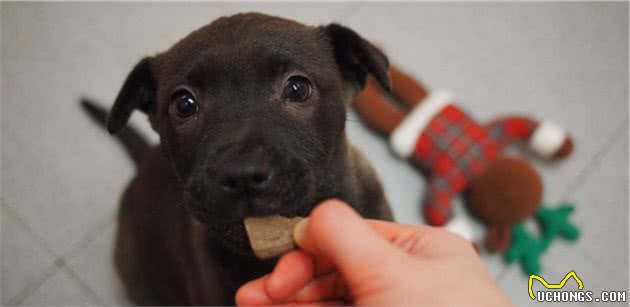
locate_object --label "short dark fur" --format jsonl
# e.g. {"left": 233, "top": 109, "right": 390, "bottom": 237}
{"left": 88, "top": 13, "right": 393, "bottom": 305}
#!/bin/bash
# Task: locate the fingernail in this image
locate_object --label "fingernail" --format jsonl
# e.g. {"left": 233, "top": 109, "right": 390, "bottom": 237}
{"left": 293, "top": 217, "right": 309, "bottom": 247}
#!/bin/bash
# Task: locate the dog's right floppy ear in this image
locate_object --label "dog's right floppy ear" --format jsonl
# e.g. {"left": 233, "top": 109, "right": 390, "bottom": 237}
{"left": 107, "top": 57, "right": 156, "bottom": 133}
{"left": 323, "top": 24, "right": 390, "bottom": 93}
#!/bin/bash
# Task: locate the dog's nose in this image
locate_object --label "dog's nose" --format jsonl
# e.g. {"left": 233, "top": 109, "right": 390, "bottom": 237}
{"left": 218, "top": 160, "right": 273, "bottom": 194}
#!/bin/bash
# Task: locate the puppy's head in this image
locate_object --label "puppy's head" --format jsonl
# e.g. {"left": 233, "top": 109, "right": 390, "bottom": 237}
{"left": 106, "top": 13, "right": 389, "bottom": 255}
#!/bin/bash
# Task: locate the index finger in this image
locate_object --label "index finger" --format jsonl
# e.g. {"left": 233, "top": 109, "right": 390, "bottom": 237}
{"left": 294, "top": 215, "right": 436, "bottom": 254}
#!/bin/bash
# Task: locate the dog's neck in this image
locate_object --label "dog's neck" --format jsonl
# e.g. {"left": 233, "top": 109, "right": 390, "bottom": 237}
{"left": 186, "top": 217, "right": 275, "bottom": 303}
{"left": 315, "top": 135, "right": 369, "bottom": 212}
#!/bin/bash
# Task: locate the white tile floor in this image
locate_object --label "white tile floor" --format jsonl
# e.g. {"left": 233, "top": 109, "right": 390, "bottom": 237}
{"left": 1, "top": 2, "right": 628, "bottom": 306}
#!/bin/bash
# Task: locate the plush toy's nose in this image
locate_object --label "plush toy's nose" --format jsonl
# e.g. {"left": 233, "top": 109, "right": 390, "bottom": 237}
{"left": 467, "top": 157, "right": 543, "bottom": 226}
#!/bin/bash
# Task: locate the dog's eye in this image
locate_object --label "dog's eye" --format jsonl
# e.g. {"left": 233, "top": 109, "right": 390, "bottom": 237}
{"left": 171, "top": 90, "right": 199, "bottom": 118}
{"left": 283, "top": 76, "right": 312, "bottom": 102}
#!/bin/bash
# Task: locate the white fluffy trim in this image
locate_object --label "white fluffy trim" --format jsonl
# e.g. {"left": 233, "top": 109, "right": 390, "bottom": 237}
{"left": 389, "top": 90, "right": 453, "bottom": 158}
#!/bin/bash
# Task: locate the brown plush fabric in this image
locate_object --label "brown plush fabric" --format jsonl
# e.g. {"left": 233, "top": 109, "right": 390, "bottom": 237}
{"left": 353, "top": 77, "right": 406, "bottom": 134}
{"left": 467, "top": 157, "right": 543, "bottom": 227}
{"left": 389, "top": 67, "right": 428, "bottom": 107}
{"left": 552, "top": 138, "right": 574, "bottom": 160}
{"left": 485, "top": 225, "right": 512, "bottom": 252}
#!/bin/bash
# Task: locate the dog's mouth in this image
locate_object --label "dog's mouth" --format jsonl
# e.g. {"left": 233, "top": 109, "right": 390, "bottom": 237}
{"left": 184, "top": 157, "right": 318, "bottom": 256}
{"left": 203, "top": 195, "right": 316, "bottom": 256}
{"left": 210, "top": 221, "right": 253, "bottom": 256}
{"left": 191, "top": 191, "right": 315, "bottom": 257}
{"left": 211, "top": 211, "right": 308, "bottom": 257}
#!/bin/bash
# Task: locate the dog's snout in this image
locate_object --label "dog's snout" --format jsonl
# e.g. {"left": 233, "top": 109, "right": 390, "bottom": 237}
{"left": 217, "top": 155, "right": 273, "bottom": 195}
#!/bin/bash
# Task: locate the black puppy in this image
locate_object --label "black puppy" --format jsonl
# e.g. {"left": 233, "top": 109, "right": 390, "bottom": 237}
{"left": 83, "top": 13, "right": 393, "bottom": 305}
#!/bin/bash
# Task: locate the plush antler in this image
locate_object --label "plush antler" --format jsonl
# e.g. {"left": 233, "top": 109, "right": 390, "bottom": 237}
{"left": 389, "top": 67, "right": 429, "bottom": 108}
{"left": 353, "top": 67, "right": 430, "bottom": 134}
{"left": 353, "top": 77, "right": 405, "bottom": 134}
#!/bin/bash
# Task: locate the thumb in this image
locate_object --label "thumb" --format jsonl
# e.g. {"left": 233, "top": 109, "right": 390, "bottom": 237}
{"left": 293, "top": 200, "right": 401, "bottom": 285}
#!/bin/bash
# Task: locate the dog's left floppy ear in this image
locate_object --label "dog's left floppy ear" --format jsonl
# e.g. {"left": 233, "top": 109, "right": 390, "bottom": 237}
{"left": 323, "top": 24, "right": 390, "bottom": 93}
{"left": 107, "top": 56, "right": 156, "bottom": 133}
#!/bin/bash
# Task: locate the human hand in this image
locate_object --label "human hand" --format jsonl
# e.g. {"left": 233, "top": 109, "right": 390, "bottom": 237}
{"left": 236, "top": 199, "right": 512, "bottom": 306}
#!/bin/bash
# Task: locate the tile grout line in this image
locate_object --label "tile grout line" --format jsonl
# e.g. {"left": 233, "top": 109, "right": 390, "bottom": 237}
{"left": 62, "top": 214, "right": 114, "bottom": 305}
{"left": 58, "top": 260, "right": 104, "bottom": 305}
{"left": 1, "top": 199, "right": 60, "bottom": 258}
{"left": 8, "top": 257, "right": 104, "bottom": 306}
{"left": 1, "top": 198, "right": 114, "bottom": 305}
{"left": 1, "top": 199, "right": 64, "bottom": 304}
{"left": 56, "top": 212, "right": 117, "bottom": 305}
{"left": 62, "top": 211, "right": 115, "bottom": 260}
{"left": 6, "top": 261, "right": 60, "bottom": 306}
{"left": 560, "top": 118, "right": 628, "bottom": 200}
{"left": 556, "top": 117, "right": 628, "bottom": 275}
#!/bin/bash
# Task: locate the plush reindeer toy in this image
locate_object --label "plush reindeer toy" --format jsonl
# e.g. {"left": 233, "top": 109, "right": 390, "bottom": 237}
{"left": 353, "top": 67, "right": 579, "bottom": 274}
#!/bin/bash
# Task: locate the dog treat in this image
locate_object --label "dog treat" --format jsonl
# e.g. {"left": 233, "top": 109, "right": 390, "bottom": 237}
{"left": 244, "top": 215, "right": 305, "bottom": 259}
